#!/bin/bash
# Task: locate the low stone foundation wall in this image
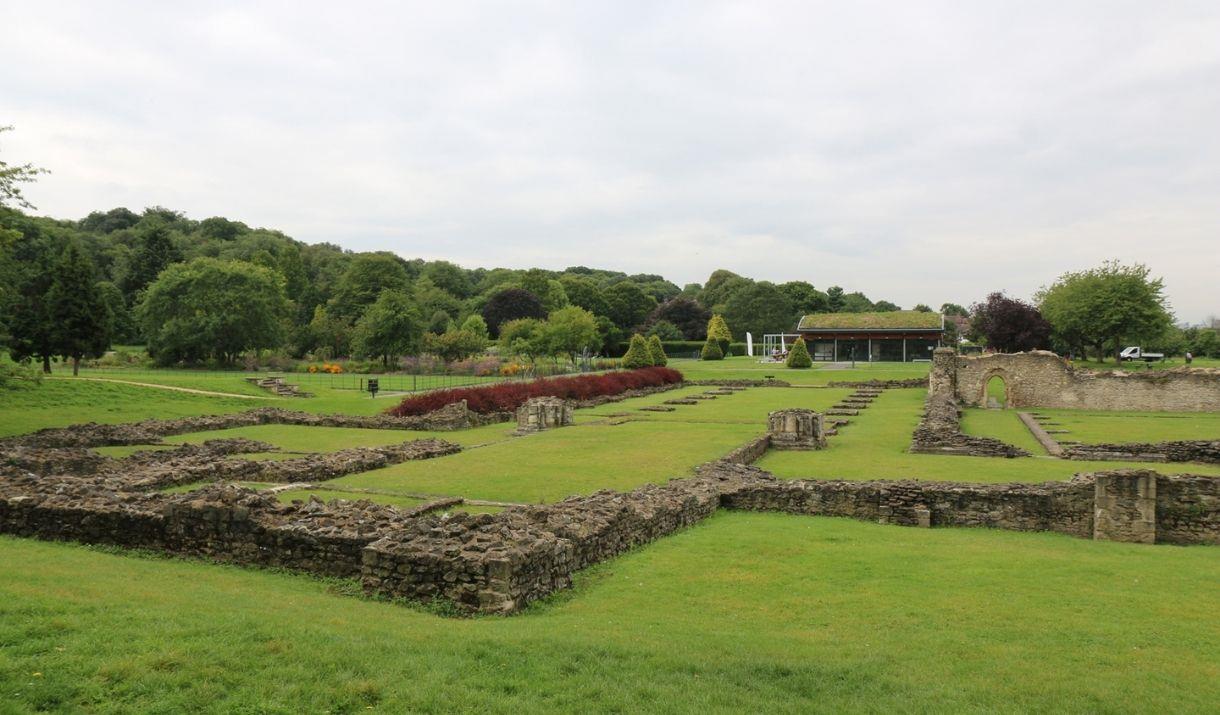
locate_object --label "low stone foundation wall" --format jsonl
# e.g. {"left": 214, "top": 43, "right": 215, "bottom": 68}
{"left": 909, "top": 393, "right": 1029, "bottom": 458}
{"left": 719, "top": 465, "right": 1093, "bottom": 537}
{"left": 714, "top": 435, "right": 771, "bottom": 465}
{"left": 1063, "top": 440, "right": 1220, "bottom": 464}
{"left": 689, "top": 379, "right": 792, "bottom": 387}
{"left": 827, "top": 378, "right": 927, "bottom": 389}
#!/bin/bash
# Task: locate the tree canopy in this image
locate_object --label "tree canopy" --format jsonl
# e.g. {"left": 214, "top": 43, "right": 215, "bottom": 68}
{"left": 969, "top": 292, "right": 1051, "bottom": 353}
{"left": 137, "top": 257, "right": 290, "bottom": 364}
{"left": 1036, "top": 261, "right": 1173, "bottom": 361}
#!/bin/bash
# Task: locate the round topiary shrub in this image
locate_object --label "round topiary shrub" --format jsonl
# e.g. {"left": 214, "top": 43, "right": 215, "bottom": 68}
{"left": 621, "top": 334, "right": 653, "bottom": 369}
{"left": 647, "top": 334, "right": 668, "bottom": 366}
{"left": 700, "top": 337, "right": 724, "bottom": 361}
{"left": 786, "top": 338, "right": 812, "bottom": 368}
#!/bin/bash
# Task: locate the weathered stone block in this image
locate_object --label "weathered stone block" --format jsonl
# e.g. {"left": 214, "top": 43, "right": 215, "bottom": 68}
{"left": 767, "top": 409, "right": 827, "bottom": 450}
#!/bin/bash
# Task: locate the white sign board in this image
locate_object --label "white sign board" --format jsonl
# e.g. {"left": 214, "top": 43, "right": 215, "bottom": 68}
{"left": 746, "top": 332, "right": 753, "bottom": 357}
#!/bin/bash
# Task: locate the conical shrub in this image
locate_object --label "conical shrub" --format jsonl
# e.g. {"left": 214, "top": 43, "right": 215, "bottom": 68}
{"left": 622, "top": 333, "right": 653, "bottom": 369}
{"left": 700, "top": 337, "right": 724, "bottom": 361}
{"left": 786, "top": 337, "right": 812, "bottom": 368}
{"left": 647, "top": 334, "right": 668, "bottom": 366}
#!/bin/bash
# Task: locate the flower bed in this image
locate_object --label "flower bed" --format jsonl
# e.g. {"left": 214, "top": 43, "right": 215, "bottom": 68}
{"left": 387, "top": 367, "right": 684, "bottom": 416}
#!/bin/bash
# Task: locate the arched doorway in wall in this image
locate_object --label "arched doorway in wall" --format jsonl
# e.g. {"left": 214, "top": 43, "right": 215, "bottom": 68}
{"left": 984, "top": 373, "right": 1009, "bottom": 409}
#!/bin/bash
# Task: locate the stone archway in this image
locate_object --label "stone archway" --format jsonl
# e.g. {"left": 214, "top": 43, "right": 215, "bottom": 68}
{"left": 981, "top": 369, "right": 1012, "bottom": 409}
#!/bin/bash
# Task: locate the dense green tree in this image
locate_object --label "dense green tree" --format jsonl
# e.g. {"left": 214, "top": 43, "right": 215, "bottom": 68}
{"left": 700, "top": 336, "right": 724, "bottom": 361}
{"left": 5, "top": 222, "right": 58, "bottom": 372}
{"left": 1037, "top": 261, "right": 1173, "bottom": 362}
{"left": 559, "top": 275, "right": 611, "bottom": 317}
{"left": 483, "top": 288, "right": 546, "bottom": 337}
{"left": 351, "top": 289, "right": 422, "bottom": 367}
{"left": 605, "top": 281, "right": 656, "bottom": 329}
{"left": 137, "top": 258, "right": 289, "bottom": 364}
{"left": 498, "top": 318, "right": 546, "bottom": 364}
{"left": 699, "top": 269, "right": 746, "bottom": 309}
{"left": 722, "top": 282, "right": 796, "bottom": 340}
{"left": 459, "top": 314, "right": 489, "bottom": 340}
{"left": 422, "top": 260, "right": 473, "bottom": 298}
{"left": 48, "top": 239, "right": 112, "bottom": 375}
{"left": 96, "top": 281, "right": 135, "bottom": 344}
{"left": 329, "top": 252, "right": 410, "bottom": 320}
{"left": 779, "top": 281, "right": 829, "bottom": 316}
{"left": 197, "top": 216, "right": 248, "bottom": 242}
{"left": 646, "top": 320, "right": 684, "bottom": 341}
{"left": 621, "top": 334, "right": 653, "bottom": 369}
{"left": 79, "top": 207, "right": 140, "bottom": 234}
{"left": 541, "top": 306, "right": 600, "bottom": 363}
{"left": 940, "top": 303, "right": 969, "bottom": 317}
{"left": 826, "top": 286, "right": 845, "bottom": 312}
{"left": 423, "top": 328, "right": 486, "bottom": 363}
{"left": 426, "top": 309, "right": 452, "bottom": 334}
{"left": 120, "top": 219, "right": 182, "bottom": 301}
{"left": 873, "top": 300, "right": 901, "bottom": 312}
{"left": 912, "top": 303, "right": 933, "bottom": 313}
{"left": 646, "top": 297, "right": 710, "bottom": 340}
{"left": 840, "top": 292, "right": 874, "bottom": 312}
{"left": 594, "top": 315, "right": 623, "bottom": 355}
{"left": 647, "top": 334, "right": 668, "bottom": 366}
{"left": 299, "top": 305, "right": 351, "bottom": 359}
{"left": 786, "top": 337, "right": 812, "bottom": 368}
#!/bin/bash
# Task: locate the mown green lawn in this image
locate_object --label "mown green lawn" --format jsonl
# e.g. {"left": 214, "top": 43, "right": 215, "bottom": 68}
{"left": 670, "top": 356, "right": 931, "bottom": 385}
{"left": 162, "top": 422, "right": 512, "bottom": 451}
{"left": 330, "top": 418, "right": 759, "bottom": 504}
{"left": 759, "top": 389, "right": 1220, "bottom": 482}
{"left": 3, "top": 513, "right": 1218, "bottom": 713}
{"left": 0, "top": 380, "right": 263, "bottom": 438}
{"left": 1026, "top": 408, "right": 1220, "bottom": 444}
{"left": 582, "top": 385, "right": 852, "bottom": 423}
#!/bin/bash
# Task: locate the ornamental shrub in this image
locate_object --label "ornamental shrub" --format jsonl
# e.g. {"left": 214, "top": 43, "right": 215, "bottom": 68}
{"left": 621, "top": 334, "right": 652, "bottom": 369}
{"left": 786, "top": 338, "right": 812, "bottom": 368}
{"left": 707, "top": 314, "right": 732, "bottom": 355}
{"left": 700, "top": 337, "right": 724, "bottom": 361}
{"left": 386, "top": 366, "right": 683, "bottom": 416}
{"left": 647, "top": 334, "right": 667, "bottom": 366}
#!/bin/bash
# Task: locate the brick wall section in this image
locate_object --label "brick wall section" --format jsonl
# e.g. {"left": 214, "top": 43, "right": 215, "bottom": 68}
{"left": 930, "top": 349, "right": 1220, "bottom": 412}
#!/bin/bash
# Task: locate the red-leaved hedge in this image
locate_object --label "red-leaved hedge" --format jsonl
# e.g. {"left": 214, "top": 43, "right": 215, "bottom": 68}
{"left": 386, "top": 367, "right": 684, "bottom": 417}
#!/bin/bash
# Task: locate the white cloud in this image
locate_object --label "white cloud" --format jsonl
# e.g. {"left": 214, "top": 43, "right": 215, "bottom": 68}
{"left": 2, "top": 0, "right": 1217, "bottom": 320}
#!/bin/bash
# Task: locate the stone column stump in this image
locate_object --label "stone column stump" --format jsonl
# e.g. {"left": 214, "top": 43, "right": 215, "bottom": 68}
{"left": 1093, "top": 470, "right": 1157, "bottom": 543}
{"left": 767, "top": 408, "right": 827, "bottom": 450}
{"left": 514, "top": 397, "right": 574, "bottom": 435}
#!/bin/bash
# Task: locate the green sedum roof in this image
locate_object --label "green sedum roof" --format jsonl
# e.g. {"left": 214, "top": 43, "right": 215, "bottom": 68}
{"left": 798, "top": 311, "right": 943, "bottom": 331}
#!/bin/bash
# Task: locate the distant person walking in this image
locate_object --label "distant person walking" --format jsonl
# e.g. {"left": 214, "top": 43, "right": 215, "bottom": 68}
{"left": 1185, "top": 351, "right": 1193, "bottom": 365}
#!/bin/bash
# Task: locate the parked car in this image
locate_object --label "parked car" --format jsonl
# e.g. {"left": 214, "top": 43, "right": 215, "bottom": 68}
{"left": 1119, "top": 346, "right": 1165, "bottom": 362}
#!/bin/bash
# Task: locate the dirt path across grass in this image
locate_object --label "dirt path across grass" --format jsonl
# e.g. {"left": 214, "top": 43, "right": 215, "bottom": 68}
{"left": 50, "top": 376, "right": 271, "bottom": 400}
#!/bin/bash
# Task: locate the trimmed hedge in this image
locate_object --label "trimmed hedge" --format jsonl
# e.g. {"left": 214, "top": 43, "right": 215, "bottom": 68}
{"left": 386, "top": 367, "right": 684, "bottom": 416}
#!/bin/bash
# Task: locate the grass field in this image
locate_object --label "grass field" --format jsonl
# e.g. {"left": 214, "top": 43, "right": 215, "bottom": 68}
{"left": 4, "top": 358, "right": 1220, "bottom": 712}
{"left": 1026, "top": 408, "right": 1220, "bottom": 444}
{"left": 669, "top": 356, "right": 930, "bottom": 385}
{"left": 3, "top": 514, "right": 1219, "bottom": 713}
{"left": 758, "top": 389, "right": 1220, "bottom": 482}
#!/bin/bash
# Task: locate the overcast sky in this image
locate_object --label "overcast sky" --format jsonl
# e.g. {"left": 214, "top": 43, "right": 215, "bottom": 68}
{"left": 3, "top": 1, "right": 1218, "bottom": 321}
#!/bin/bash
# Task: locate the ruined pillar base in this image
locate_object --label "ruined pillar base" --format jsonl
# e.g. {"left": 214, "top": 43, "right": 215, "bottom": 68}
{"left": 767, "top": 408, "right": 827, "bottom": 450}
{"left": 514, "top": 397, "right": 575, "bottom": 435}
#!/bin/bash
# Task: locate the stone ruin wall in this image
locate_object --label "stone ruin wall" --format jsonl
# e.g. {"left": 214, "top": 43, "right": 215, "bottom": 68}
{"left": 930, "top": 349, "right": 1220, "bottom": 412}
{"left": 3, "top": 408, "right": 1220, "bottom": 614}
